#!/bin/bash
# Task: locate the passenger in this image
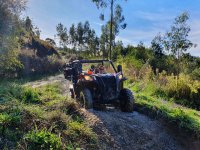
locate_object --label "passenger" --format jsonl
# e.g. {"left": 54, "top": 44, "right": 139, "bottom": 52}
{"left": 90, "top": 65, "right": 95, "bottom": 72}
{"left": 87, "top": 65, "right": 95, "bottom": 75}
{"left": 99, "top": 65, "right": 106, "bottom": 74}
{"left": 94, "top": 68, "right": 100, "bottom": 74}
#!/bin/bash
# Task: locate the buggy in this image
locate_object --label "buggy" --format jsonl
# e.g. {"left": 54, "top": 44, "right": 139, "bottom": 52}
{"left": 63, "top": 59, "right": 134, "bottom": 112}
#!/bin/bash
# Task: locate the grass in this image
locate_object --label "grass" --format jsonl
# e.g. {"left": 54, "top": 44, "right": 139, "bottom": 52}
{"left": 126, "top": 80, "right": 200, "bottom": 137}
{"left": 0, "top": 82, "right": 97, "bottom": 149}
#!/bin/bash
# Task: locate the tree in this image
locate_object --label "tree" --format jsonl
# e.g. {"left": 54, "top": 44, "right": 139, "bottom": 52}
{"left": 87, "top": 30, "right": 99, "bottom": 56}
{"left": 45, "top": 38, "right": 56, "bottom": 47}
{"left": 112, "top": 41, "right": 123, "bottom": 60}
{"left": 69, "top": 24, "right": 77, "bottom": 48}
{"left": 56, "top": 23, "right": 68, "bottom": 47}
{"left": 163, "top": 12, "right": 196, "bottom": 75}
{"left": 0, "top": 0, "right": 26, "bottom": 77}
{"left": 76, "top": 22, "right": 84, "bottom": 49}
{"left": 92, "top": 0, "right": 127, "bottom": 59}
{"left": 24, "top": 16, "right": 33, "bottom": 32}
{"left": 151, "top": 33, "right": 164, "bottom": 57}
{"left": 100, "top": 25, "right": 109, "bottom": 59}
{"left": 83, "top": 21, "right": 91, "bottom": 45}
{"left": 34, "top": 26, "right": 41, "bottom": 38}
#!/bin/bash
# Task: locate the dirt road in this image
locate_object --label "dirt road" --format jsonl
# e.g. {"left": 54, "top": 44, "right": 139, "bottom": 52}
{"left": 25, "top": 74, "right": 196, "bottom": 150}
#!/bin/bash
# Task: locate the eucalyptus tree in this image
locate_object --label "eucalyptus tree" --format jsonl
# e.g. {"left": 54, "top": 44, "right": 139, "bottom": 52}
{"left": 163, "top": 12, "right": 196, "bottom": 74}
{"left": 92, "top": 0, "right": 127, "bottom": 59}
{"left": 151, "top": 33, "right": 164, "bottom": 58}
{"left": 100, "top": 24, "right": 109, "bottom": 59}
{"left": 56, "top": 23, "right": 68, "bottom": 47}
{"left": 76, "top": 22, "right": 84, "bottom": 49}
{"left": 69, "top": 24, "right": 77, "bottom": 49}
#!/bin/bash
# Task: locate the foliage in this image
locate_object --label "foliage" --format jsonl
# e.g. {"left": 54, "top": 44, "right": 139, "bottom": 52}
{"left": 66, "top": 121, "right": 97, "bottom": 144}
{"left": 21, "top": 87, "right": 40, "bottom": 103}
{"left": 159, "top": 73, "right": 200, "bottom": 108}
{"left": 56, "top": 21, "right": 99, "bottom": 56}
{"left": 127, "top": 79, "right": 200, "bottom": 137}
{"left": 24, "top": 129, "right": 62, "bottom": 150}
{"left": 56, "top": 23, "right": 68, "bottom": 47}
{"left": 0, "top": 82, "right": 97, "bottom": 149}
{"left": 0, "top": 0, "right": 27, "bottom": 78}
{"left": 45, "top": 38, "right": 56, "bottom": 47}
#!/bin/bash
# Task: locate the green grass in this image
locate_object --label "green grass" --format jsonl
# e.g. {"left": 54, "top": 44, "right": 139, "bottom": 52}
{"left": 0, "top": 82, "right": 97, "bottom": 149}
{"left": 24, "top": 129, "right": 62, "bottom": 150}
{"left": 127, "top": 81, "right": 200, "bottom": 137}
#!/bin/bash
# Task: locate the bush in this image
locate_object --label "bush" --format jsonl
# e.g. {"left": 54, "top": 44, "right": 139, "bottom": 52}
{"left": 191, "top": 68, "right": 200, "bottom": 80}
{"left": 21, "top": 87, "right": 40, "bottom": 103}
{"left": 65, "top": 121, "right": 97, "bottom": 144}
{"left": 0, "top": 112, "right": 21, "bottom": 136}
{"left": 158, "top": 73, "right": 200, "bottom": 109}
{"left": 0, "top": 82, "right": 24, "bottom": 102}
{"left": 24, "top": 129, "right": 62, "bottom": 150}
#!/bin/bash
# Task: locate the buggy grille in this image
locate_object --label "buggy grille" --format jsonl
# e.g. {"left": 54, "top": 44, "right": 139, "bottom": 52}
{"left": 96, "top": 75, "right": 117, "bottom": 101}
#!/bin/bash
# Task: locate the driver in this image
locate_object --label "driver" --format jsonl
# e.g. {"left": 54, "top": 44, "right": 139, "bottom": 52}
{"left": 99, "top": 65, "right": 106, "bottom": 74}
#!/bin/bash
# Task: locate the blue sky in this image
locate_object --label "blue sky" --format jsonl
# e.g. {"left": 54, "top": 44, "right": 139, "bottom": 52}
{"left": 24, "top": 0, "right": 200, "bottom": 56}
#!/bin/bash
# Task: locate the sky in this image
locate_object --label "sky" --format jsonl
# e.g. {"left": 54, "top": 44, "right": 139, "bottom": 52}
{"left": 24, "top": 0, "right": 200, "bottom": 56}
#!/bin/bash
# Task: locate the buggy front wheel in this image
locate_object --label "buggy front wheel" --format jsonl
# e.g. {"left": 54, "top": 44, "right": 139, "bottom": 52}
{"left": 119, "top": 89, "right": 134, "bottom": 112}
{"left": 79, "top": 88, "right": 93, "bottom": 109}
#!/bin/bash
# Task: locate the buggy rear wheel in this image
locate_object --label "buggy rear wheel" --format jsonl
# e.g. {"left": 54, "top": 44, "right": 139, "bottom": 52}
{"left": 79, "top": 88, "right": 93, "bottom": 109}
{"left": 119, "top": 89, "right": 134, "bottom": 112}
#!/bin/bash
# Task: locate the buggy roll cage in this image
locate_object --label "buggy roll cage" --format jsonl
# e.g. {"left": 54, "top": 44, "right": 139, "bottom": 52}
{"left": 69, "top": 60, "right": 117, "bottom": 73}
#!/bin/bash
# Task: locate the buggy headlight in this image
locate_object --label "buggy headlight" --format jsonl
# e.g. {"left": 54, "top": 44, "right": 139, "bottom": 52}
{"left": 84, "top": 75, "right": 93, "bottom": 81}
{"left": 119, "top": 75, "right": 123, "bottom": 79}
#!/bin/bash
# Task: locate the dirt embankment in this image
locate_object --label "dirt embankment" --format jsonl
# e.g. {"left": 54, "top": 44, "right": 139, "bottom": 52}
{"left": 26, "top": 74, "right": 199, "bottom": 150}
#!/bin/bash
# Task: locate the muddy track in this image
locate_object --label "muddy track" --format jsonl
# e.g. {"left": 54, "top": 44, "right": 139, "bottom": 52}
{"left": 25, "top": 74, "right": 198, "bottom": 150}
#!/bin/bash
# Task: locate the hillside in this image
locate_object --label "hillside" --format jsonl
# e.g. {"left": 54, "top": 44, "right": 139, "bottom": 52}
{"left": 18, "top": 35, "right": 63, "bottom": 77}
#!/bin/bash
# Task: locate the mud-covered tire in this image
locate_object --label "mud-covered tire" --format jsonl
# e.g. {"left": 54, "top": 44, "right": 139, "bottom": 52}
{"left": 119, "top": 89, "right": 134, "bottom": 112}
{"left": 79, "top": 88, "right": 93, "bottom": 109}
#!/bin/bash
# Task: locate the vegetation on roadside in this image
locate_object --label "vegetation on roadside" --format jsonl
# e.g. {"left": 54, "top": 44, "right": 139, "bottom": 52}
{"left": 121, "top": 61, "right": 200, "bottom": 137}
{"left": 0, "top": 1, "right": 63, "bottom": 79}
{"left": 0, "top": 82, "right": 97, "bottom": 149}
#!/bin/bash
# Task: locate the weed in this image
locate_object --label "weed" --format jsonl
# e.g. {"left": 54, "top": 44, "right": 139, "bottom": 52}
{"left": 65, "top": 121, "right": 97, "bottom": 145}
{"left": 21, "top": 87, "right": 40, "bottom": 103}
{"left": 24, "top": 129, "right": 62, "bottom": 150}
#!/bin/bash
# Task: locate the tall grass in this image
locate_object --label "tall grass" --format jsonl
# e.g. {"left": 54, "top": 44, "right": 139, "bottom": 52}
{"left": 124, "top": 63, "right": 200, "bottom": 137}
{"left": 0, "top": 82, "right": 97, "bottom": 149}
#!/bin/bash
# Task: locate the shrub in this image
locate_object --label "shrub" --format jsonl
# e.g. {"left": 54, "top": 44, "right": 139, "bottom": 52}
{"left": 24, "top": 129, "right": 62, "bottom": 150}
{"left": 158, "top": 73, "right": 200, "bottom": 109}
{"left": 0, "top": 82, "right": 23, "bottom": 102}
{"left": 21, "top": 87, "right": 40, "bottom": 103}
{"left": 0, "top": 112, "right": 21, "bottom": 136}
{"left": 191, "top": 68, "right": 200, "bottom": 80}
{"left": 65, "top": 121, "right": 97, "bottom": 144}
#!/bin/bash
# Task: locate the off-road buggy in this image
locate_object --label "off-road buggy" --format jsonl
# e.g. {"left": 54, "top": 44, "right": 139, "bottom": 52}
{"left": 63, "top": 59, "right": 134, "bottom": 112}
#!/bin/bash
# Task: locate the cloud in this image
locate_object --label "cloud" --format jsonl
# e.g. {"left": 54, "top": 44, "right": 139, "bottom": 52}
{"left": 135, "top": 11, "right": 175, "bottom": 22}
{"left": 116, "top": 27, "right": 165, "bottom": 47}
{"left": 91, "top": 22, "right": 103, "bottom": 26}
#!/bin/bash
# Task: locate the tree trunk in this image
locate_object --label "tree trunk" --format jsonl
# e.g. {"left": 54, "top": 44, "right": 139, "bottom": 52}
{"left": 109, "top": 0, "right": 114, "bottom": 60}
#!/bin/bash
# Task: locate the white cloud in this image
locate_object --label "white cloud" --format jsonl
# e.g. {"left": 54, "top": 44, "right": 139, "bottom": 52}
{"left": 135, "top": 11, "right": 175, "bottom": 22}
{"left": 91, "top": 22, "right": 103, "bottom": 27}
